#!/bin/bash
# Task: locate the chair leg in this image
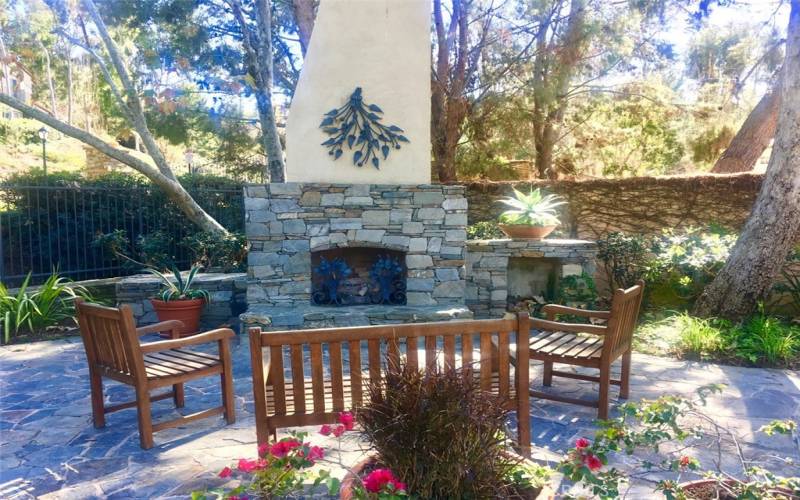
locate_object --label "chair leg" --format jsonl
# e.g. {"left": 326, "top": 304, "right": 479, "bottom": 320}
{"left": 89, "top": 371, "right": 105, "bottom": 428}
{"left": 135, "top": 386, "right": 154, "bottom": 450}
{"left": 619, "top": 350, "right": 632, "bottom": 399}
{"left": 598, "top": 365, "right": 610, "bottom": 420}
{"left": 220, "top": 340, "right": 236, "bottom": 424}
{"left": 221, "top": 372, "right": 235, "bottom": 424}
{"left": 543, "top": 361, "right": 553, "bottom": 386}
{"left": 173, "top": 383, "right": 185, "bottom": 408}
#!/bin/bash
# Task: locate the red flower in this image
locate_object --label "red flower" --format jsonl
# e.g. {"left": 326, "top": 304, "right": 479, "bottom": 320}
{"left": 218, "top": 466, "right": 232, "bottom": 478}
{"left": 270, "top": 439, "right": 301, "bottom": 458}
{"left": 257, "top": 442, "right": 270, "bottom": 457}
{"left": 307, "top": 445, "right": 324, "bottom": 463}
{"left": 229, "top": 496, "right": 249, "bottom": 500}
{"left": 679, "top": 455, "right": 692, "bottom": 468}
{"left": 236, "top": 458, "right": 266, "bottom": 473}
{"left": 575, "top": 437, "right": 590, "bottom": 449}
{"left": 363, "top": 468, "right": 405, "bottom": 493}
{"left": 320, "top": 424, "right": 333, "bottom": 436}
{"left": 584, "top": 454, "right": 602, "bottom": 471}
{"left": 339, "top": 412, "right": 355, "bottom": 431}
{"left": 332, "top": 425, "right": 346, "bottom": 438}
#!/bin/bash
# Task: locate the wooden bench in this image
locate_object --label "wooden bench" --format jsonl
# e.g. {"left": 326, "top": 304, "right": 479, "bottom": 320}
{"left": 249, "top": 313, "right": 531, "bottom": 456}
{"left": 528, "top": 280, "right": 645, "bottom": 419}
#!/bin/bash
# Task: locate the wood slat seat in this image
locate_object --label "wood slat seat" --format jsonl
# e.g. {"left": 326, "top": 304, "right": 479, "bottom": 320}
{"left": 75, "top": 299, "right": 236, "bottom": 449}
{"left": 144, "top": 349, "right": 222, "bottom": 379}
{"left": 527, "top": 281, "right": 645, "bottom": 419}
{"left": 529, "top": 330, "right": 604, "bottom": 361}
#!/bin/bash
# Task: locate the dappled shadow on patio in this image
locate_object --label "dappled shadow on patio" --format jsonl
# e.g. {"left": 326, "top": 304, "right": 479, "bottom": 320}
{"left": 1, "top": 336, "right": 798, "bottom": 498}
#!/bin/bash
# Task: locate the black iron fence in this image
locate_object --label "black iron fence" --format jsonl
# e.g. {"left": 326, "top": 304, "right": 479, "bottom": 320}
{"left": 0, "top": 182, "right": 245, "bottom": 286}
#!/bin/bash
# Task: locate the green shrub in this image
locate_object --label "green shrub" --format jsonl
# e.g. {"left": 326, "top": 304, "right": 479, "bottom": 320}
{"left": 182, "top": 231, "right": 248, "bottom": 272}
{"left": 357, "top": 363, "right": 534, "bottom": 499}
{"left": 648, "top": 227, "right": 737, "bottom": 307}
{"left": 466, "top": 221, "right": 505, "bottom": 240}
{"left": 596, "top": 232, "right": 651, "bottom": 290}
{"left": 0, "top": 271, "right": 91, "bottom": 343}
{"left": 726, "top": 306, "right": 799, "bottom": 365}
{"left": 675, "top": 313, "right": 727, "bottom": 358}
{"left": 0, "top": 118, "right": 45, "bottom": 145}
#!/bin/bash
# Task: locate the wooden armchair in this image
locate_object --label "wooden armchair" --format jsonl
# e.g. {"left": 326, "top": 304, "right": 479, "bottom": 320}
{"left": 528, "top": 280, "right": 644, "bottom": 419}
{"left": 75, "top": 298, "right": 236, "bottom": 449}
{"left": 249, "top": 314, "right": 532, "bottom": 456}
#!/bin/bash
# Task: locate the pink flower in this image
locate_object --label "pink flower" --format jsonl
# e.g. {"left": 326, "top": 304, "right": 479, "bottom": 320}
{"left": 307, "top": 445, "right": 324, "bottom": 462}
{"left": 363, "top": 468, "right": 405, "bottom": 493}
{"left": 332, "top": 425, "right": 346, "bottom": 437}
{"left": 236, "top": 458, "right": 266, "bottom": 473}
{"left": 270, "top": 439, "right": 301, "bottom": 458}
{"left": 320, "top": 424, "right": 333, "bottom": 436}
{"left": 584, "top": 454, "right": 602, "bottom": 471}
{"left": 339, "top": 411, "right": 355, "bottom": 431}
{"left": 257, "top": 442, "right": 270, "bottom": 457}
{"left": 575, "top": 437, "right": 590, "bottom": 449}
{"left": 218, "top": 466, "right": 232, "bottom": 478}
{"left": 229, "top": 496, "right": 249, "bottom": 500}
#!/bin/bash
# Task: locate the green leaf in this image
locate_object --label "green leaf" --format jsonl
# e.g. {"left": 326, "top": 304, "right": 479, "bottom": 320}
{"left": 326, "top": 477, "right": 341, "bottom": 495}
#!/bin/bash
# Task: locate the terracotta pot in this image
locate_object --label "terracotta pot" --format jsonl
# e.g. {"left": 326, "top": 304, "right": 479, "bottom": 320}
{"left": 498, "top": 224, "right": 556, "bottom": 240}
{"left": 150, "top": 298, "right": 205, "bottom": 337}
{"left": 679, "top": 478, "right": 796, "bottom": 499}
{"left": 340, "top": 453, "right": 555, "bottom": 500}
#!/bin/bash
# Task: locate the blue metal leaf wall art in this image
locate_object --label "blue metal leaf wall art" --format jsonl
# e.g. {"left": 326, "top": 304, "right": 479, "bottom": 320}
{"left": 320, "top": 87, "right": 409, "bottom": 169}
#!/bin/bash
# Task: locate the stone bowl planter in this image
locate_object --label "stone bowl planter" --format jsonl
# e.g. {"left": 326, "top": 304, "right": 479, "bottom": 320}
{"left": 150, "top": 298, "right": 205, "bottom": 337}
{"left": 678, "top": 478, "right": 795, "bottom": 499}
{"left": 498, "top": 224, "right": 556, "bottom": 240}
{"left": 340, "top": 453, "right": 555, "bottom": 500}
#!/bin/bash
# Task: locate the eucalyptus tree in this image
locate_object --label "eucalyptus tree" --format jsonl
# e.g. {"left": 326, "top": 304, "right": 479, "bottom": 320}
{"left": 694, "top": 0, "right": 800, "bottom": 320}
{"left": 0, "top": 0, "right": 228, "bottom": 233}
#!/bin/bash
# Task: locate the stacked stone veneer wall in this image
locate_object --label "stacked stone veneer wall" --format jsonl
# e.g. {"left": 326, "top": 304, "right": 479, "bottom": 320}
{"left": 466, "top": 239, "right": 597, "bottom": 317}
{"left": 116, "top": 273, "right": 247, "bottom": 328}
{"left": 244, "top": 183, "right": 468, "bottom": 308}
{"left": 464, "top": 173, "right": 764, "bottom": 240}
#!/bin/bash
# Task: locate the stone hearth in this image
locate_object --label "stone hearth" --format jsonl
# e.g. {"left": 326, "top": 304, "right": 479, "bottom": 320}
{"left": 242, "top": 183, "right": 472, "bottom": 329}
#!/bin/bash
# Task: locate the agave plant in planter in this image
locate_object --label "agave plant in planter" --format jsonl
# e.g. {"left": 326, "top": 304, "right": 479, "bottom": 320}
{"left": 147, "top": 264, "right": 210, "bottom": 337}
{"left": 498, "top": 188, "right": 567, "bottom": 240}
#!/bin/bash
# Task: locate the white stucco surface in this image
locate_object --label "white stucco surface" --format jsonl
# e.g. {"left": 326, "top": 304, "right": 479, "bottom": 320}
{"left": 285, "top": 0, "right": 432, "bottom": 184}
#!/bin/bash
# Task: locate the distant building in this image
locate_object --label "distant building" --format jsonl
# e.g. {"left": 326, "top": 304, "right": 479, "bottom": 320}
{"left": 1, "top": 57, "right": 34, "bottom": 119}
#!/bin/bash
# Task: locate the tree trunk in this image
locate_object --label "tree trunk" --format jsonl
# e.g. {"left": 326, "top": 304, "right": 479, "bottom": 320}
{"left": 254, "top": 0, "right": 285, "bottom": 183}
{"left": 694, "top": 0, "right": 800, "bottom": 320}
{"left": 66, "top": 53, "right": 73, "bottom": 125}
{"left": 292, "top": 0, "right": 316, "bottom": 56}
{"left": 711, "top": 71, "right": 782, "bottom": 173}
{"left": 38, "top": 39, "right": 58, "bottom": 119}
{"left": 0, "top": 31, "right": 11, "bottom": 96}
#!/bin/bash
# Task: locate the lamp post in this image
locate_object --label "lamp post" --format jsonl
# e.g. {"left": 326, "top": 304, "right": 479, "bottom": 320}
{"left": 38, "top": 127, "right": 48, "bottom": 177}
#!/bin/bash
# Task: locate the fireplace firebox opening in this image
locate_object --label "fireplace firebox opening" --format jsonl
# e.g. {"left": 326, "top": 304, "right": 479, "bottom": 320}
{"left": 311, "top": 247, "right": 407, "bottom": 306}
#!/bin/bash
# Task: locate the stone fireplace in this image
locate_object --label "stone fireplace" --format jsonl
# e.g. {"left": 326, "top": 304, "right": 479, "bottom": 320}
{"left": 241, "top": 183, "right": 473, "bottom": 329}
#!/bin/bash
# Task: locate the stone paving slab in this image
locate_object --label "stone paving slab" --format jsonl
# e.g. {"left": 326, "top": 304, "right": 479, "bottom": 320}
{"left": 1, "top": 336, "right": 798, "bottom": 499}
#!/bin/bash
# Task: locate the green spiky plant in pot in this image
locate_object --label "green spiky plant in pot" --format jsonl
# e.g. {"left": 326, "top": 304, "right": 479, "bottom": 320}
{"left": 147, "top": 264, "right": 210, "bottom": 337}
{"left": 497, "top": 188, "right": 567, "bottom": 240}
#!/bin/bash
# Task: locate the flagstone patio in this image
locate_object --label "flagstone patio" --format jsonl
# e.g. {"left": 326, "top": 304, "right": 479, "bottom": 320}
{"left": 1, "top": 334, "right": 798, "bottom": 499}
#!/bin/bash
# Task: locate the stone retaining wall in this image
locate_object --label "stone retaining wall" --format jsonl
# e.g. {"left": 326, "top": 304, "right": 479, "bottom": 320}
{"left": 466, "top": 239, "right": 597, "bottom": 317}
{"left": 116, "top": 272, "right": 247, "bottom": 329}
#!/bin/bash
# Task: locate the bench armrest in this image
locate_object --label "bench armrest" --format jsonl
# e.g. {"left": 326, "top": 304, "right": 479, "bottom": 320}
{"left": 541, "top": 304, "right": 611, "bottom": 320}
{"left": 530, "top": 318, "right": 608, "bottom": 336}
{"left": 140, "top": 328, "right": 235, "bottom": 353}
{"left": 136, "top": 320, "right": 184, "bottom": 338}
